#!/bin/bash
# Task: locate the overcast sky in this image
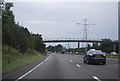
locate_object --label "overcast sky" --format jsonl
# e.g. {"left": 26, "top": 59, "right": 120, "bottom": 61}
{"left": 11, "top": 2, "right": 118, "bottom": 47}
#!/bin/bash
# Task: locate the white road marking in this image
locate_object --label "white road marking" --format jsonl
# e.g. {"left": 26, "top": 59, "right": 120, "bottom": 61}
{"left": 76, "top": 64, "right": 81, "bottom": 67}
{"left": 44, "top": 55, "right": 50, "bottom": 61}
{"left": 70, "top": 60, "right": 72, "bottom": 62}
{"left": 93, "top": 76, "right": 101, "bottom": 81}
{"left": 15, "top": 55, "right": 51, "bottom": 81}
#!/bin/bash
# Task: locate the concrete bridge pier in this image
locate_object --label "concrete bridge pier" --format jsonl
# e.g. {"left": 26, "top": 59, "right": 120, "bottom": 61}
{"left": 78, "top": 42, "right": 80, "bottom": 49}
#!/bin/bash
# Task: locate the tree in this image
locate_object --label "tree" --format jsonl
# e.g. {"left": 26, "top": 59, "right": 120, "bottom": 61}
{"left": 35, "top": 34, "right": 45, "bottom": 53}
{"left": 100, "top": 38, "right": 114, "bottom": 53}
{"left": 2, "top": 2, "right": 15, "bottom": 46}
{"left": 87, "top": 44, "right": 91, "bottom": 50}
{"left": 2, "top": 2, "right": 45, "bottom": 53}
{"left": 46, "top": 44, "right": 64, "bottom": 53}
{"left": 46, "top": 45, "right": 53, "bottom": 52}
{"left": 92, "top": 42, "right": 100, "bottom": 50}
{"left": 54, "top": 44, "right": 63, "bottom": 52}
{"left": 5, "top": 3, "right": 13, "bottom": 10}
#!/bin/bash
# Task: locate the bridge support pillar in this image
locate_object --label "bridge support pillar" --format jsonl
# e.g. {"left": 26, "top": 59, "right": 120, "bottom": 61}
{"left": 78, "top": 42, "right": 80, "bottom": 49}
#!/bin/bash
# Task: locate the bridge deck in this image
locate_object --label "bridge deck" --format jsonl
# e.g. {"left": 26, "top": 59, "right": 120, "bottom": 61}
{"left": 43, "top": 39, "right": 118, "bottom": 44}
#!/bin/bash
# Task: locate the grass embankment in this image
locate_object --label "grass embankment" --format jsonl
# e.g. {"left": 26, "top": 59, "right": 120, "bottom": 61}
{"left": 2, "top": 45, "right": 46, "bottom": 73}
{"left": 106, "top": 55, "right": 120, "bottom": 59}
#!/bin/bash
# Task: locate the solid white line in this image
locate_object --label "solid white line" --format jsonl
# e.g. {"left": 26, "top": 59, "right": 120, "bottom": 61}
{"left": 16, "top": 62, "right": 43, "bottom": 81}
{"left": 44, "top": 55, "right": 50, "bottom": 61}
{"left": 76, "top": 64, "right": 81, "bottom": 67}
{"left": 70, "top": 60, "right": 72, "bottom": 62}
{"left": 15, "top": 55, "right": 51, "bottom": 81}
{"left": 93, "top": 76, "right": 101, "bottom": 81}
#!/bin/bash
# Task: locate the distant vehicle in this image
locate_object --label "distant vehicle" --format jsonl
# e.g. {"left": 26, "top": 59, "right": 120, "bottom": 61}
{"left": 89, "top": 49, "right": 96, "bottom": 51}
{"left": 83, "top": 49, "right": 106, "bottom": 65}
{"left": 75, "top": 52, "right": 78, "bottom": 53}
{"left": 44, "top": 49, "right": 48, "bottom": 55}
{"left": 69, "top": 52, "right": 72, "bottom": 53}
{"left": 103, "top": 52, "right": 106, "bottom": 54}
{"left": 61, "top": 51, "right": 64, "bottom": 54}
{"left": 111, "top": 52, "right": 117, "bottom": 56}
{"left": 48, "top": 52, "right": 51, "bottom": 54}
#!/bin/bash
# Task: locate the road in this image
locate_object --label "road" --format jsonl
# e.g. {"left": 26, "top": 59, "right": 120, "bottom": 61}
{"left": 3, "top": 53, "right": 119, "bottom": 81}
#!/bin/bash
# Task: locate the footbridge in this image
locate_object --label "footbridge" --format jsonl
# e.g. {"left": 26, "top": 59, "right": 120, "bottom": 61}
{"left": 43, "top": 38, "right": 118, "bottom": 48}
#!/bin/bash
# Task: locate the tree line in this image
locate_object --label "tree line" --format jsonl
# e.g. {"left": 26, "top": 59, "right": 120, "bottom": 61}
{"left": 88, "top": 38, "right": 118, "bottom": 53}
{"left": 46, "top": 44, "right": 65, "bottom": 53}
{"left": 2, "top": 3, "right": 45, "bottom": 53}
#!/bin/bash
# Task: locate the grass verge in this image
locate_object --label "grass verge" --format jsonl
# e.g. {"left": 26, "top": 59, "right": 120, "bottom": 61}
{"left": 106, "top": 55, "right": 120, "bottom": 59}
{"left": 2, "top": 45, "right": 46, "bottom": 73}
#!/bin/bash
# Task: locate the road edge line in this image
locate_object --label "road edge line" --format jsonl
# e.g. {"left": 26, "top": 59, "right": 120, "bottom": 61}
{"left": 15, "top": 55, "right": 50, "bottom": 81}
{"left": 44, "top": 55, "right": 51, "bottom": 61}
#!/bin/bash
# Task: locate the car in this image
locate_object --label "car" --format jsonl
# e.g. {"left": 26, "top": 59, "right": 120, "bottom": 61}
{"left": 111, "top": 52, "right": 117, "bottom": 56}
{"left": 75, "top": 52, "right": 78, "bottom": 53}
{"left": 61, "top": 51, "right": 64, "bottom": 54}
{"left": 48, "top": 52, "right": 51, "bottom": 54}
{"left": 83, "top": 50, "right": 106, "bottom": 65}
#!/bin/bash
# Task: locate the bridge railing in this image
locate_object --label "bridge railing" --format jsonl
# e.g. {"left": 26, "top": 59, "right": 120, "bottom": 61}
{"left": 43, "top": 38, "right": 102, "bottom": 41}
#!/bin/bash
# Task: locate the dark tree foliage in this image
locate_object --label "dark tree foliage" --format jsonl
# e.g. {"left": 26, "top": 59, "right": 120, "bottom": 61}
{"left": 100, "top": 38, "right": 115, "bottom": 53}
{"left": 89, "top": 38, "right": 118, "bottom": 53}
{"left": 46, "top": 44, "right": 63, "bottom": 53}
{"left": 2, "top": 2, "right": 45, "bottom": 53}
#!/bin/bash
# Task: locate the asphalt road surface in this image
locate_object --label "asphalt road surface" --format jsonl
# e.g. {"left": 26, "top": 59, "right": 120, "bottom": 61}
{"left": 3, "top": 53, "right": 119, "bottom": 81}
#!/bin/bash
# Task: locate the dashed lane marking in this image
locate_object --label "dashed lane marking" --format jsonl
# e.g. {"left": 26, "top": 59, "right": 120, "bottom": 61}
{"left": 70, "top": 60, "right": 72, "bottom": 62}
{"left": 76, "top": 64, "right": 81, "bottom": 67}
{"left": 93, "top": 76, "right": 101, "bottom": 81}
